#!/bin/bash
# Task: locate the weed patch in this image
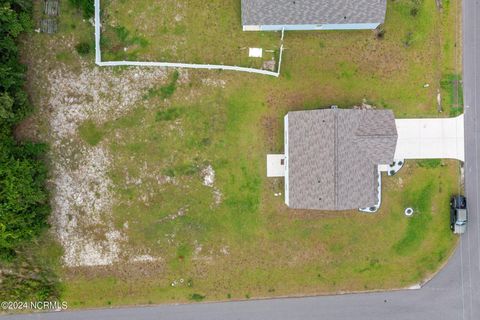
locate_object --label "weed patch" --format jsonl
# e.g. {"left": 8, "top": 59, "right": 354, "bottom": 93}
{"left": 147, "top": 71, "right": 180, "bottom": 100}
{"left": 441, "top": 74, "right": 464, "bottom": 115}
{"left": 156, "top": 107, "right": 182, "bottom": 121}
{"left": 78, "top": 120, "right": 104, "bottom": 146}
{"left": 69, "top": 0, "right": 94, "bottom": 18}
{"left": 163, "top": 162, "right": 200, "bottom": 177}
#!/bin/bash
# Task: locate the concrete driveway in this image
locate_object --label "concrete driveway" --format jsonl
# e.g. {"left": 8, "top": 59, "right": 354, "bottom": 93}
{"left": 394, "top": 115, "right": 465, "bottom": 161}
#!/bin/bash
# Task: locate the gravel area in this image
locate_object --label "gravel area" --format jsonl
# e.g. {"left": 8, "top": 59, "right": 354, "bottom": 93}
{"left": 45, "top": 63, "right": 167, "bottom": 267}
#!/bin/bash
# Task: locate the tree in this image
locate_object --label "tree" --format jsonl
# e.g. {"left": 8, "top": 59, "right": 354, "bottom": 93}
{"left": 0, "top": 1, "right": 50, "bottom": 259}
{"left": 69, "top": 0, "right": 94, "bottom": 18}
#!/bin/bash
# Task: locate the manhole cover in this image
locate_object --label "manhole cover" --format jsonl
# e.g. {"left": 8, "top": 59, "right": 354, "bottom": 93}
{"left": 405, "top": 208, "right": 414, "bottom": 216}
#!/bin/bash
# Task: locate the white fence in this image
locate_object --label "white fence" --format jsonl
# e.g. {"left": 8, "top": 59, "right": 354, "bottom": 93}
{"left": 94, "top": 0, "right": 283, "bottom": 77}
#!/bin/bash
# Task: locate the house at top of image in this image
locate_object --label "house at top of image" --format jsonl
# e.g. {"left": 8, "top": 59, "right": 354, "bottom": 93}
{"left": 241, "top": 0, "right": 387, "bottom": 31}
{"left": 267, "top": 107, "right": 465, "bottom": 212}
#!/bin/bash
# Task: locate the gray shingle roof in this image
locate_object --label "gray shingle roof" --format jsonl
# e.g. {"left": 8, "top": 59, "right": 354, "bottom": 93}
{"left": 242, "top": 0, "right": 387, "bottom": 26}
{"left": 287, "top": 108, "right": 397, "bottom": 211}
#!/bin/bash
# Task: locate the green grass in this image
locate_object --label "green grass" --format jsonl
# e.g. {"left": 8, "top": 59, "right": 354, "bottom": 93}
{"left": 78, "top": 120, "right": 104, "bottom": 146}
{"left": 394, "top": 179, "right": 435, "bottom": 255}
{"left": 417, "top": 159, "right": 442, "bottom": 168}
{"left": 56, "top": 51, "right": 76, "bottom": 63}
{"left": 156, "top": 107, "right": 182, "bottom": 121}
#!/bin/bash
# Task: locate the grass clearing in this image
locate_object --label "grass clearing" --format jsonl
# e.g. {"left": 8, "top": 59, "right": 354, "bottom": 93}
{"left": 19, "top": 0, "right": 462, "bottom": 309}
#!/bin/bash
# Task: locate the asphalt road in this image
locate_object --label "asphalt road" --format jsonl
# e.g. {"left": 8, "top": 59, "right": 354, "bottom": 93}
{"left": 3, "top": 1, "right": 480, "bottom": 320}
{"left": 459, "top": 0, "right": 480, "bottom": 318}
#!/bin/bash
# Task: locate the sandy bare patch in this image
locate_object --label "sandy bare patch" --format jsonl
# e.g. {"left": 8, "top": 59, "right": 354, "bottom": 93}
{"left": 201, "top": 78, "right": 227, "bottom": 88}
{"left": 201, "top": 165, "right": 223, "bottom": 206}
{"left": 201, "top": 165, "right": 215, "bottom": 187}
{"left": 45, "top": 63, "right": 168, "bottom": 267}
{"left": 48, "top": 65, "right": 167, "bottom": 139}
{"left": 131, "top": 254, "right": 162, "bottom": 263}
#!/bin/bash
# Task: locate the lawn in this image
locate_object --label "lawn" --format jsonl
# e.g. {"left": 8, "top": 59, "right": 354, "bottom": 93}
{"left": 17, "top": 0, "right": 462, "bottom": 309}
{"left": 100, "top": 0, "right": 281, "bottom": 68}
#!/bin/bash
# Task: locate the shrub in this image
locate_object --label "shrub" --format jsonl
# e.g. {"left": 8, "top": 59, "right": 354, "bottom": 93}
{"left": 403, "top": 32, "right": 414, "bottom": 47}
{"left": 69, "top": 0, "right": 94, "bottom": 18}
{"left": 0, "top": 1, "right": 50, "bottom": 260}
{"left": 75, "top": 42, "right": 91, "bottom": 55}
{"left": 156, "top": 108, "right": 181, "bottom": 121}
{"left": 114, "top": 26, "right": 130, "bottom": 43}
{"left": 189, "top": 293, "right": 205, "bottom": 302}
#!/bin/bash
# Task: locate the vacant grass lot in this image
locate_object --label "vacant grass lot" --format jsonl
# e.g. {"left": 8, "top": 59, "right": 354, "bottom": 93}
{"left": 19, "top": 0, "right": 462, "bottom": 309}
{"left": 101, "top": 0, "right": 280, "bottom": 68}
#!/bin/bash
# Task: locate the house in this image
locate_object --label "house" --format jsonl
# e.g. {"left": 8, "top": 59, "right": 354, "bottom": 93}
{"left": 267, "top": 108, "right": 465, "bottom": 212}
{"left": 241, "top": 0, "right": 387, "bottom": 31}
{"left": 267, "top": 108, "right": 398, "bottom": 211}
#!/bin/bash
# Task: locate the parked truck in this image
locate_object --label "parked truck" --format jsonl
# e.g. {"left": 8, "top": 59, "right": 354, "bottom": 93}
{"left": 450, "top": 195, "right": 467, "bottom": 234}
